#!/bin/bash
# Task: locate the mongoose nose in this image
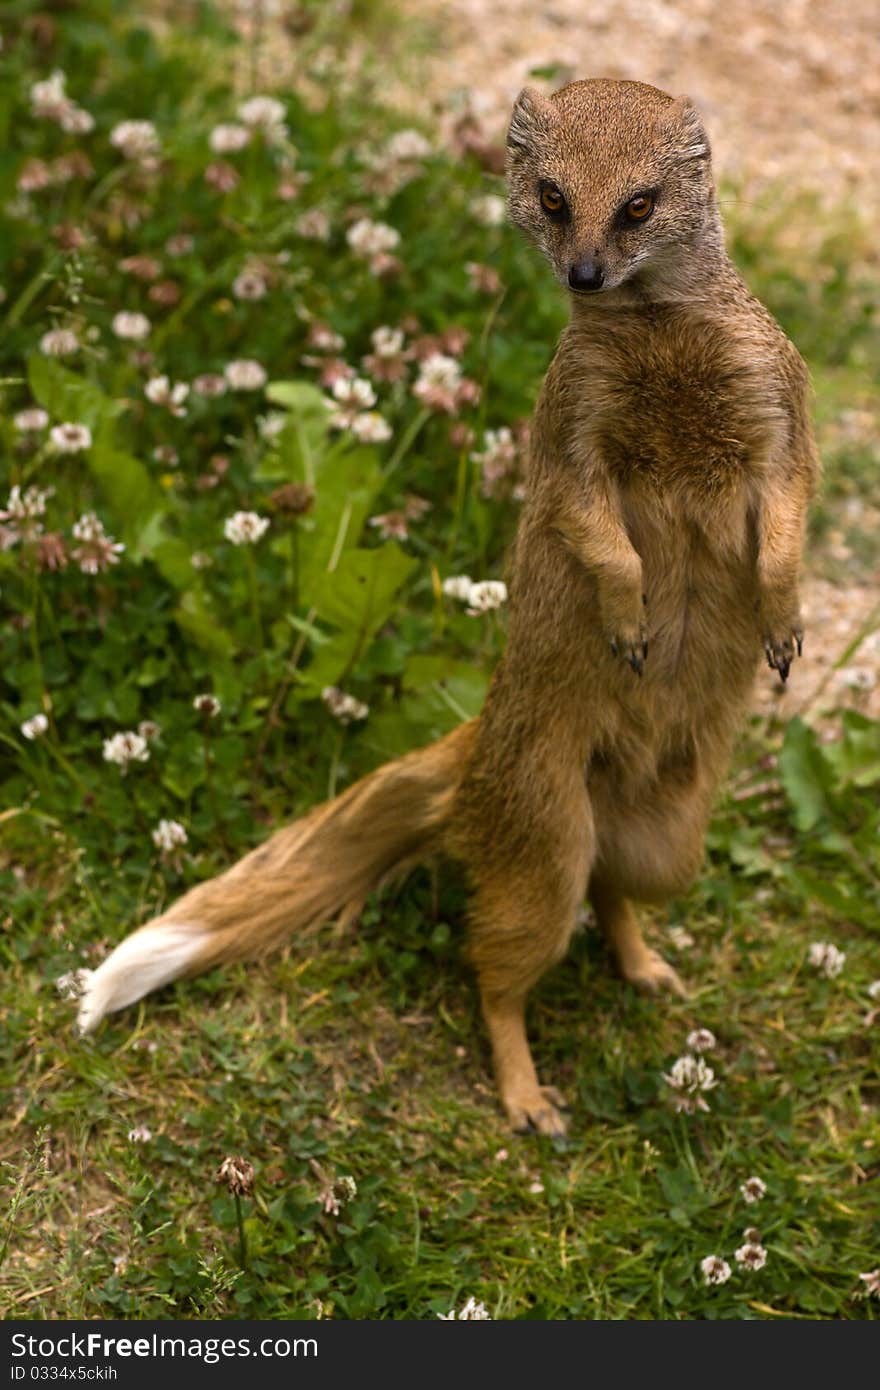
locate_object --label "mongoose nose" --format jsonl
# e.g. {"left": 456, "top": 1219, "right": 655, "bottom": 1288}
{"left": 568, "top": 259, "right": 605, "bottom": 293}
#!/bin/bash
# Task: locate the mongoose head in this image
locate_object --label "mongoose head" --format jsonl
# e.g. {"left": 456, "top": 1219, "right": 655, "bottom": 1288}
{"left": 506, "top": 79, "right": 722, "bottom": 301}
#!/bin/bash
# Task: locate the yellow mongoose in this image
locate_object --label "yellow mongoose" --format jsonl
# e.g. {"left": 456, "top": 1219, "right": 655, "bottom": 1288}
{"left": 69, "top": 80, "right": 818, "bottom": 1136}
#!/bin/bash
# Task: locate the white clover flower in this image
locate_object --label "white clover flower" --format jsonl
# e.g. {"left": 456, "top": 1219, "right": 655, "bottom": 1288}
{"left": 318, "top": 1173, "right": 357, "bottom": 1217}
{"left": 13, "top": 408, "right": 49, "bottom": 432}
{"left": 237, "top": 95, "right": 288, "bottom": 142}
{"left": 438, "top": 1297, "right": 491, "bottom": 1320}
{"left": 369, "top": 511, "right": 408, "bottom": 541}
{"left": 858, "top": 1270, "right": 880, "bottom": 1298}
{"left": 152, "top": 819, "right": 188, "bottom": 853}
{"left": 110, "top": 120, "right": 160, "bottom": 160}
{"left": 412, "top": 352, "right": 463, "bottom": 412}
{"left": 50, "top": 422, "right": 92, "bottom": 454}
{"left": 257, "top": 412, "right": 287, "bottom": 440}
{"left": 322, "top": 686, "right": 369, "bottom": 725}
{"left": 735, "top": 1242, "right": 768, "bottom": 1272}
{"left": 442, "top": 575, "right": 474, "bottom": 601}
{"left": 296, "top": 208, "right": 330, "bottom": 241}
{"left": 144, "top": 376, "right": 189, "bottom": 416}
{"left": 127, "top": 1125, "right": 153, "bottom": 1143}
{"left": 473, "top": 193, "right": 507, "bottom": 226}
{"left": 224, "top": 359, "right": 267, "bottom": 391}
{"left": 1, "top": 484, "right": 51, "bottom": 523}
{"left": 668, "top": 926, "right": 695, "bottom": 951}
{"left": 71, "top": 513, "right": 124, "bottom": 574}
{"left": 61, "top": 106, "right": 94, "bottom": 135}
{"left": 308, "top": 322, "right": 345, "bottom": 352}
{"left": 30, "top": 71, "right": 67, "bottom": 114}
{"left": 193, "top": 693, "right": 222, "bottom": 717}
{"left": 466, "top": 580, "right": 508, "bottom": 614}
{"left": 370, "top": 325, "right": 405, "bottom": 357}
{"left": 346, "top": 217, "right": 400, "bottom": 259}
{"left": 232, "top": 270, "right": 268, "bottom": 300}
{"left": 39, "top": 327, "right": 79, "bottom": 357}
{"left": 700, "top": 1255, "right": 732, "bottom": 1286}
{"left": 808, "top": 941, "right": 846, "bottom": 978}
{"left": 112, "top": 311, "right": 152, "bottom": 341}
{"left": 350, "top": 412, "right": 392, "bottom": 444}
{"left": 740, "top": 1176, "right": 767, "bottom": 1204}
{"left": 138, "top": 720, "right": 161, "bottom": 742}
{"left": 166, "top": 233, "right": 194, "bottom": 257}
{"left": 18, "top": 160, "right": 52, "bottom": 193}
{"left": 868, "top": 981, "right": 880, "bottom": 1001}
{"left": 224, "top": 511, "right": 270, "bottom": 545}
{"left": 686, "top": 1028, "right": 716, "bottom": 1053}
{"left": 209, "top": 123, "right": 251, "bottom": 153}
{"left": 332, "top": 376, "right": 376, "bottom": 409}
{"left": 472, "top": 426, "right": 517, "bottom": 496}
{"left": 103, "top": 731, "right": 150, "bottom": 767}
{"left": 663, "top": 1053, "right": 717, "bottom": 1113}
{"left": 238, "top": 95, "right": 286, "bottom": 126}
{"left": 192, "top": 373, "right": 228, "bottom": 398}
{"left": 386, "top": 128, "right": 432, "bottom": 162}
{"left": 21, "top": 713, "right": 49, "bottom": 740}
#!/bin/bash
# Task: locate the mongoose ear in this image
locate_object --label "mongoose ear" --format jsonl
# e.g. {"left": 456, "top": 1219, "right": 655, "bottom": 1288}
{"left": 671, "top": 96, "right": 711, "bottom": 163}
{"left": 507, "top": 86, "right": 556, "bottom": 157}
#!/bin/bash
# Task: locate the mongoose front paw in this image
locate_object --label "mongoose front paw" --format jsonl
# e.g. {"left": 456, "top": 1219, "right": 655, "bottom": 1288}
{"left": 609, "top": 629, "right": 649, "bottom": 676}
{"left": 763, "top": 625, "right": 804, "bottom": 683}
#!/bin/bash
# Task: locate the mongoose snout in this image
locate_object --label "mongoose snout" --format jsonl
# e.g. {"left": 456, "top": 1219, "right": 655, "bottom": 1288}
{"left": 568, "top": 257, "right": 605, "bottom": 292}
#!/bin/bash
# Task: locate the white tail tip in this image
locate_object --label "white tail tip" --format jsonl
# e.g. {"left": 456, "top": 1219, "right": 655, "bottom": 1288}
{"left": 56, "top": 923, "right": 206, "bottom": 1034}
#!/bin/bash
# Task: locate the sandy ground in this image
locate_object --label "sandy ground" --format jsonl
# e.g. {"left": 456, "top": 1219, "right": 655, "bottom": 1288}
{"left": 397, "top": 0, "right": 880, "bottom": 215}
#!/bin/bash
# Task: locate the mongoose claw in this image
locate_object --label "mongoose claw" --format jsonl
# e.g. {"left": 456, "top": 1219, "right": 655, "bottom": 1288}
{"left": 609, "top": 632, "right": 648, "bottom": 675}
{"left": 764, "top": 629, "right": 802, "bottom": 683}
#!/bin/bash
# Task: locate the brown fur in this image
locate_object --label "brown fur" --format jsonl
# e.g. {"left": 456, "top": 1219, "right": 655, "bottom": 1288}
{"left": 85, "top": 80, "right": 818, "bottom": 1136}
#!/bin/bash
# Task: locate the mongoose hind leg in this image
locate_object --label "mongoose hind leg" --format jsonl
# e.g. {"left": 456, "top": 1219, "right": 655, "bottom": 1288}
{"left": 467, "top": 796, "right": 593, "bottom": 1136}
{"left": 590, "top": 878, "right": 687, "bottom": 998}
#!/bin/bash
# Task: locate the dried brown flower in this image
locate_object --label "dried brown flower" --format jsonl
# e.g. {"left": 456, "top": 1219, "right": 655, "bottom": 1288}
{"left": 216, "top": 1155, "right": 255, "bottom": 1197}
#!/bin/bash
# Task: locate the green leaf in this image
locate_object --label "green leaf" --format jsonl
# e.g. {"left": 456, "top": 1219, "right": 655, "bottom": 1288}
{"left": 298, "top": 445, "right": 384, "bottom": 601}
{"left": 778, "top": 717, "right": 832, "bottom": 831}
{"left": 313, "top": 543, "right": 415, "bottom": 633}
{"left": 403, "top": 654, "right": 488, "bottom": 720}
{"left": 261, "top": 379, "right": 331, "bottom": 486}
{"left": 362, "top": 655, "right": 487, "bottom": 760}
{"left": 27, "top": 356, "right": 121, "bottom": 431}
{"left": 298, "top": 545, "right": 416, "bottom": 693}
{"left": 265, "top": 379, "right": 330, "bottom": 416}
{"left": 86, "top": 444, "right": 164, "bottom": 545}
{"left": 784, "top": 864, "right": 879, "bottom": 930}
{"left": 823, "top": 711, "right": 880, "bottom": 789}
{"left": 174, "top": 592, "right": 235, "bottom": 659}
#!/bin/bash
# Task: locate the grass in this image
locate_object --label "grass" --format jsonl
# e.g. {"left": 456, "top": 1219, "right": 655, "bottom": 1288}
{"left": 1, "top": 1, "right": 878, "bottom": 1321}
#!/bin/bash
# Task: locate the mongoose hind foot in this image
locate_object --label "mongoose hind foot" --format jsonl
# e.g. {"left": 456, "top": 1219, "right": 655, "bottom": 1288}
{"left": 621, "top": 948, "right": 688, "bottom": 999}
{"left": 504, "top": 1084, "right": 570, "bottom": 1138}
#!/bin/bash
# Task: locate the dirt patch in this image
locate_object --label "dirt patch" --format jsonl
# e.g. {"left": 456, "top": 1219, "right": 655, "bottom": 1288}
{"left": 398, "top": 0, "right": 880, "bottom": 217}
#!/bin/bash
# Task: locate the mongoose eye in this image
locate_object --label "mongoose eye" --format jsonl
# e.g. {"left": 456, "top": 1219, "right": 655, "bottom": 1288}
{"left": 540, "top": 185, "right": 565, "bottom": 216}
{"left": 626, "top": 194, "right": 654, "bottom": 221}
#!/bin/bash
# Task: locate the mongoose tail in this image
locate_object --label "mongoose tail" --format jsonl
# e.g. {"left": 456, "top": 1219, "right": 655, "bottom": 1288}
{"left": 73, "top": 719, "right": 477, "bottom": 1034}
